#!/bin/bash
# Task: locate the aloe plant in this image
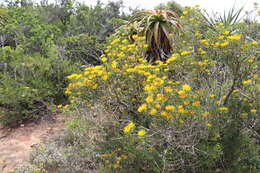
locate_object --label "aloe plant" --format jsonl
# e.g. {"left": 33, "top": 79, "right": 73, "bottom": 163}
{"left": 202, "top": 6, "right": 244, "bottom": 30}
{"left": 129, "top": 10, "right": 181, "bottom": 62}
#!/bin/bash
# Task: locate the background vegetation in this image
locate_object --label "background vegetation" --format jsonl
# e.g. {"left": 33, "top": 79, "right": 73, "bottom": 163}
{"left": 0, "top": 0, "right": 127, "bottom": 125}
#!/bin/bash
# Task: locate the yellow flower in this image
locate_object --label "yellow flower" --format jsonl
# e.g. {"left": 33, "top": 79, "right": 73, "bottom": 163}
{"left": 195, "top": 32, "right": 202, "bottom": 37}
{"left": 199, "top": 39, "right": 209, "bottom": 46}
{"left": 138, "top": 104, "right": 147, "bottom": 112}
{"left": 155, "top": 104, "right": 161, "bottom": 109}
{"left": 92, "top": 84, "right": 98, "bottom": 89}
{"left": 63, "top": 105, "right": 69, "bottom": 110}
{"left": 101, "top": 57, "right": 107, "bottom": 62}
{"left": 218, "top": 35, "right": 225, "bottom": 40}
{"left": 121, "top": 154, "right": 128, "bottom": 159}
{"left": 203, "top": 111, "right": 210, "bottom": 118}
{"left": 102, "top": 75, "right": 108, "bottom": 81}
{"left": 178, "top": 90, "right": 187, "bottom": 98}
{"left": 213, "top": 42, "right": 221, "bottom": 47}
{"left": 223, "top": 31, "right": 230, "bottom": 35}
{"left": 182, "top": 84, "right": 191, "bottom": 91}
{"left": 242, "top": 80, "right": 252, "bottom": 85}
{"left": 123, "top": 122, "right": 135, "bottom": 133}
{"left": 143, "top": 44, "right": 149, "bottom": 48}
{"left": 166, "top": 56, "right": 178, "bottom": 64}
{"left": 192, "top": 101, "right": 201, "bottom": 107}
{"left": 67, "top": 73, "right": 82, "bottom": 80}
{"left": 100, "top": 152, "right": 114, "bottom": 157}
{"left": 138, "top": 36, "right": 145, "bottom": 41}
{"left": 218, "top": 107, "right": 228, "bottom": 111}
{"left": 199, "top": 50, "right": 207, "bottom": 55}
{"left": 220, "top": 41, "right": 229, "bottom": 47}
{"left": 250, "top": 109, "right": 257, "bottom": 113}
{"left": 113, "top": 164, "right": 120, "bottom": 168}
{"left": 178, "top": 105, "right": 186, "bottom": 114}
{"left": 138, "top": 130, "right": 146, "bottom": 136}
{"left": 165, "top": 105, "right": 175, "bottom": 111}
{"left": 180, "top": 51, "right": 191, "bottom": 56}
{"left": 111, "top": 61, "right": 118, "bottom": 68}
{"left": 227, "top": 34, "right": 241, "bottom": 41}
{"left": 111, "top": 38, "right": 120, "bottom": 45}
{"left": 145, "top": 95, "right": 154, "bottom": 104}
{"left": 183, "top": 10, "right": 189, "bottom": 15}
{"left": 251, "top": 41, "right": 258, "bottom": 45}
{"left": 132, "top": 35, "right": 138, "bottom": 39}
{"left": 209, "top": 94, "right": 216, "bottom": 98}
{"left": 164, "top": 86, "right": 173, "bottom": 93}
{"left": 144, "top": 85, "right": 154, "bottom": 92}
{"left": 57, "top": 104, "right": 63, "bottom": 109}
{"left": 150, "top": 108, "right": 157, "bottom": 115}
{"left": 233, "top": 89, "right": 239, "bottom": 93}
{"left": 207, "top": 123, "right": 213, "bottom": 127}
{"left": 156, "top": 94, "right": 166, "bottom": 101}
{"left": 160, "top": 111, "right": 173, "bottom": 119}
{"left": 253, "top": 74, "right": 259, "bottom": 79}
{"left": 183, "top": 100, "right": 190, "bottom": 105}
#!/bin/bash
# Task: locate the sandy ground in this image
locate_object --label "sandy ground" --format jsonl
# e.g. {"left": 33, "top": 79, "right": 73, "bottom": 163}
{"left": 0, "top": 115, "right": 66, "bottom": 173}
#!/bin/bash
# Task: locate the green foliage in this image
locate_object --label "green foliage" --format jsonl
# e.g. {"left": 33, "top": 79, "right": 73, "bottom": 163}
{"left": 0, "top": 0, "right": 128, "bottom": 126}
{"left": 0, "top": 46, "right": 79, "bottom": 125}
{"left": 73, "top": 1, "right": 126, "bottom": 40}
{"left": 157, "top": 1, "right": 184, "bottom": 16}
{"left": 61, "top": 34, "right": 103, "bottom": 65}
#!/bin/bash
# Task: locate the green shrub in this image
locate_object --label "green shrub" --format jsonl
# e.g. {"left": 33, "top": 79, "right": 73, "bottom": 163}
{"left": 0, "top": 46, "right": 79, "bottom": 125}
{"left": 61, "top": 34, "right": 103, "bottom": 65}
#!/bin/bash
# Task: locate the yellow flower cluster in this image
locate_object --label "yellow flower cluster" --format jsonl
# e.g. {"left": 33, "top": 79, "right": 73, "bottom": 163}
{"left": 66, "top": 28, "right": 258, "bottom": 130}
{"left": 218, "top": 107, "right": 228, "bottom": 111}
{"left": 242, "top": 80, "right": 252, "bottom": 85}
{"left": 123, "top": 122, "right": 135, "bottom": 133}
{"left": 227, "top": 34, "right": 241, "bottom": 41}
{"left": 101, "top": 152, "right": 128, "bottom": 169}
{"left": 180, "top": 50, "right": 192, "bottom": 56}
{"left": 63, "top": 8, "right": 260, "bottom": 171}
{"left": 138, "top": 130, "right": 146, "bottom": 136}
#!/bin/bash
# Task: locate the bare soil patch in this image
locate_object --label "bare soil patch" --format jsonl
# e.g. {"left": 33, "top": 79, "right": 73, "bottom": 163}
{"left": 0, "top": 115, "right": 66, "bottom": 173}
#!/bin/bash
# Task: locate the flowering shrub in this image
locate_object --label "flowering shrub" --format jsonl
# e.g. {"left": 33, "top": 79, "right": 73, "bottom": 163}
{"left": 66, "top": 6, "right": 259, "bottom": 173}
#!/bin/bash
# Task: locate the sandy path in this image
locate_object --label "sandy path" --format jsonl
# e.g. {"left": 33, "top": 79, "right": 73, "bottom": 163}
{"left": 0, "top": 115, "right": 66, "bottom": 173}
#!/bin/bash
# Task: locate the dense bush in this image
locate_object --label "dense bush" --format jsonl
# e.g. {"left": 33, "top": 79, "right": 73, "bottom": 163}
{"left": 65, "top": 6, "right": 259, "bottom": 173}
{"left": 0, "top": 45, "right": 79, "bottom": 125}
{"left": 61, "top": 34, "right": 103, "bottom": 65}
{"left": 0, "top": 0, "right": 128, "bottom": 125}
